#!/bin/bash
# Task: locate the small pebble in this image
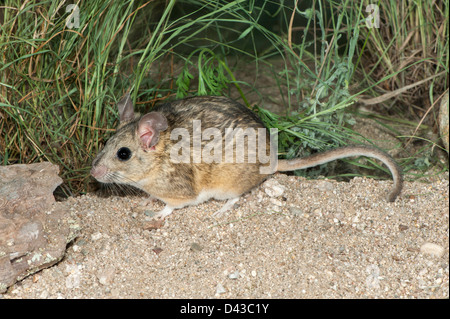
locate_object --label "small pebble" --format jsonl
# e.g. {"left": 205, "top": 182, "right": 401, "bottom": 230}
{"left": 315, "top": 180, "right": 333, "bottom": 191}
{"left": 97, "top": 267, "right": 115, "bottom": 286}
{"left": 420, "top": 242, "right": 445, "bottom": 257}
{"left": 190, "top": 242, "right": 203, "bottom": 252}
{"left": 215, "top": 283, "right": 226, "bottom": 295}
{"left": 91, "top": 232, "right": 102, "bottom": 241}
{"left": 228, "top": 271, "right": 240, "bottom": 279}
{"left": 144, "top": 210, "right": 155, "bottom": 217}
{"left": 263, "top": 180, "right": 285, "bottom": 197}
{"left": 269, "top": 198, "right": 284, "bottom": 207}
{"left": 289, "top": 207, "right": 303, "bottom": 216}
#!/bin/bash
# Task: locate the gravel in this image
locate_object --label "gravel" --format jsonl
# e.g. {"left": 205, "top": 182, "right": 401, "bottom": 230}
{"left": 2, "top": 173, "right": 448, "bottom": 299}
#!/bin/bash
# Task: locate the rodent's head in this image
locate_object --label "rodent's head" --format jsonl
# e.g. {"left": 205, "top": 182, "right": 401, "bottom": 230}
{"left": 90, "top": 93, "right": 168, "bottom": 188}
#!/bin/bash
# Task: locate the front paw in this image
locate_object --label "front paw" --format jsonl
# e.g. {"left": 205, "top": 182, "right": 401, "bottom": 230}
{"left": 153, "top": 206, "right": 174, "bottom": 220}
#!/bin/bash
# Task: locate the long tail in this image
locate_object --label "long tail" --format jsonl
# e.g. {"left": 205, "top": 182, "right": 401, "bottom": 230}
{"left": 276, "top": 145, "right": 403, "bottom": 202}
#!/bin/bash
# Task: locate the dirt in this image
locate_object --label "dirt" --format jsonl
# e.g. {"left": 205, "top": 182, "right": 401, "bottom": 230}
{"left": 2, "top": 171, "right": 448, "bottom": 299}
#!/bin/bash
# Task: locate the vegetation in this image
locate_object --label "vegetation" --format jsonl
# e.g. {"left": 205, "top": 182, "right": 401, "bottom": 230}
{"left": 0, "top": 0, "right": 448, "bottom": 196}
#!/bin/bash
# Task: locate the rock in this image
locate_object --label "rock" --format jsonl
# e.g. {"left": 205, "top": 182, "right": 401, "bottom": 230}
{"left": 288, "top": 206, "right": 303, "bottom": 216}
{"left": 91, "top": 232, "right": 103, "bottom": 241}
{"left": 228, "top": 271, "right": 240, "bottom": 279}
{"left": 65, "top": 263, "right": 82, "bottom": 289}
{"left": 215, "top": 283, "right": 226, "bottom": 295}
{"left": 420, "top": 242, "right": 445, "bottom": 258}
{"left": 190, "top": 242, "right": 203, "bottom": 252}
{"left": 0, "top": 162, "right": 79, "bottom": 293}
{"left": 143, "top": 219, "right": 165, "bottom": 231}
{"left": 315, "top": 180, "right": 334, "bottom": 192}
{"left": 263, "top": 179, "right": 285, "bottom": 197}
{"left": 97, "top": 267, "right": 116, "bottom": 285}
{"left": 0, "top": 162, "right": 62, "bottom": 216}
{"left": 269, "top": 198, "right": 284, "bottom": 207}
{"left": 439, "top": 92, "right": 449, "bottom": 152}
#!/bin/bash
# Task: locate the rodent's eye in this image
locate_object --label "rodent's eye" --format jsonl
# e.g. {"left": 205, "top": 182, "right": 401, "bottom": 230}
{"left": 117, "top": 147, "right": 132, "bottom": 161}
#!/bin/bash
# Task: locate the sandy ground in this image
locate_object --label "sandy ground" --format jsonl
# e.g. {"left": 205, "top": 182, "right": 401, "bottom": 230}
{"left": 2, "top": 172, "right": 448, "bottom": 299}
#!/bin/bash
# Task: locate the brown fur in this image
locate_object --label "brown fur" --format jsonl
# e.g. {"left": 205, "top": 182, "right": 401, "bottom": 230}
{"left": 91, "top": 95, "right": 402, "bottom": 218}
{"left": 91, "top": 96, "right": 270, "bottom": 206}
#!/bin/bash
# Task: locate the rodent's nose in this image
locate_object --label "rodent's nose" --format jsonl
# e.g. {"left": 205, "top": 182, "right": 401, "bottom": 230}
{"left": 90, "top": 165, "right": 107, "bottom": 180}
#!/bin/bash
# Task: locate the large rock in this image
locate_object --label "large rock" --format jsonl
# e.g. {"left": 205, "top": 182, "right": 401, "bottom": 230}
{"left": 0, "top": 162, "right": 79, "bottom": 293}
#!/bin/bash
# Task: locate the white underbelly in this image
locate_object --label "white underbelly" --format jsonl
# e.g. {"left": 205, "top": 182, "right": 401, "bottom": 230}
{"left": 195, "top": 189, "right": 238, "bottom": 205}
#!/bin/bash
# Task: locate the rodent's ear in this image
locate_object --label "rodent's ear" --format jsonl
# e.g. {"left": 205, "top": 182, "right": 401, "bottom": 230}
{"left": 117, "top": 93, "right": 135, "bottom": 124}
{"left": 137, "top": 112, "right": 168, "bottom": 150}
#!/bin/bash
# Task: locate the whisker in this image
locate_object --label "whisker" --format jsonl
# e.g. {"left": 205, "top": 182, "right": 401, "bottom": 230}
{"left": 96, "top": 172, "right": 147, "bottom": 198}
